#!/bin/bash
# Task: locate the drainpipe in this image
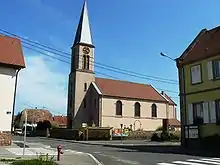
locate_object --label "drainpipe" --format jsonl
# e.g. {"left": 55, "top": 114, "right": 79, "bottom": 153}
{"left": 11, "top": 68, "right": 21, "bottom": 133}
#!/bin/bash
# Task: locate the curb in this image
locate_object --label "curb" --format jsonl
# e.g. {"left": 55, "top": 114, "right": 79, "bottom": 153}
{"left": 39, "top": 137, "right": 181, "bottom": 147}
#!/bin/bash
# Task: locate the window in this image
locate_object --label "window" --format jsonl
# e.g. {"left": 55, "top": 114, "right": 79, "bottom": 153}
{"left": 134, "top": 102, "right": 140, "bottom": 117}
{"left": 188, "top": 101, "right": 217, "bottom": 125}
{"left": 83, "top": 55, "right": 86, "bottom": 69}
{"left": 87, "top": 56, "right": 90, "bottom": 70}
{"left": 82, "top": 55, "right": 90, "bottom": 70}
{"left": 83, "top": 99, "right": 87, "bottom": 108}
{"left": 213, "top": 60, "right": 220, "bottom": 79}
{"left": 152, "top": 103, "right": 157, "bottom": 117}
{"left": 190, "top": 65, "right": 202, "bottom": 84}
{"left": 192, "top": 102, "right": 204, "bottom": 125}
{"left": 116, "top": 100, "right": 122, "bottom": 116}
{"left": 84, "top": 83, "right": 87, "bottom": 91}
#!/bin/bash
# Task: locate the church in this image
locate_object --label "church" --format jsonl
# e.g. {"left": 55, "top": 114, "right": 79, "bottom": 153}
{"left": 67, "top": 1, "right": 178, "bottom": 131}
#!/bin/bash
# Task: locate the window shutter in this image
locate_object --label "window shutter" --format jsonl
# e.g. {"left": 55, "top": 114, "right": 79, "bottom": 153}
{"left": 203, "top": 102, "right": 209, "bottom": 123}
{"left": 207, "top": 61, "right": 213, "bottom": 80}
{"left": 196, "top": 66, "right": 201, "bottom": 82}
{"left": 188, "top": 104, "right": 193, "bottom": 125}
{"left": 209, "top": 101, "right": 216, "bottom": 123}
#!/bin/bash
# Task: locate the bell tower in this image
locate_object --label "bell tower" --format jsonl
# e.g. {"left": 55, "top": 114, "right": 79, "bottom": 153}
{"left": 67, "top": 0, "right": 95, "bottom": 128}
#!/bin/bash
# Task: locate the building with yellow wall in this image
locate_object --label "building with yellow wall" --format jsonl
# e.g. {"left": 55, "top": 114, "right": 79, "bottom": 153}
{"left": 176, "top": 26, "right": 220, "bottom": 149}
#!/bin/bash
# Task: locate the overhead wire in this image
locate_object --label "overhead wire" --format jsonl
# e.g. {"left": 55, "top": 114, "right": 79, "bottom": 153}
{"left": 0, "top": 29, "right": 178, "bottom": 83}
{"left": 22, "top": 43, "right": 179, "bottom": 95}
{"left": 0, "top": 30, "right": 179, "bottom": 96}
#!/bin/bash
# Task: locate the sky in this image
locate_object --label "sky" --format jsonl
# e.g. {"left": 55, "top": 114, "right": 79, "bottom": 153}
{"left": 1, "top": 0, "right": 220, "bottom": 119}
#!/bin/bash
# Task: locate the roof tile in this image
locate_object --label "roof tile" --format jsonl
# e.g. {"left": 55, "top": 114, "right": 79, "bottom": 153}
{"left": 168, "top": 119, "right": 181, "bottom": 127}
{"left": 95, "top": 77, "right": 168, "bottom": 102}
{"left": 180, "top": 26, "right": 220, "bottom": 64}
{"left": 0, "top": 35, "right": 25, "bottom": 68}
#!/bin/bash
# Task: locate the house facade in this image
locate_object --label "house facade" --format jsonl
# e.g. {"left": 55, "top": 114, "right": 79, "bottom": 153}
{"left": 0, "top": 35, "right": 25, "bottom": 132}
{"left": 176, "top": 26, "right": 220, "bottom": 148}
{"left": 67, "top": 1, "right": 178, "bottom": 131}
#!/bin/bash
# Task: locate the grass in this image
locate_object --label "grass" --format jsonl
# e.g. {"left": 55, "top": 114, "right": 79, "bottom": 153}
{"left": 0, "top": 153, "right": 57, "bottom": 165}
{"left": 10, "top": 159, "right": 57, "bottom": 165}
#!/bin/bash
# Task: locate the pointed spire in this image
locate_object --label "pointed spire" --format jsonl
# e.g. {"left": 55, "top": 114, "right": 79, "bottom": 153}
{"left": 73, "top": 0, "right": 93, "bottom": 47}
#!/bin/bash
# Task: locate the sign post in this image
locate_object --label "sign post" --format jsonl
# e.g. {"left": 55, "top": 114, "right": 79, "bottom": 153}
{"left": 120, "top": 124, "right": 123, "bottom": 143}
{"left": 23, "top": 111, "right": 27, "bottom": 156}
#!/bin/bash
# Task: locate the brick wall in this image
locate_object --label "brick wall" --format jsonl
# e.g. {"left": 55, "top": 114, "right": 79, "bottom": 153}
{"left": 0, "top": 132, "right": 12, "bottom": 146}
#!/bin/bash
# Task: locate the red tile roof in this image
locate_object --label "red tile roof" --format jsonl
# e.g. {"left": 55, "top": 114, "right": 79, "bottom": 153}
{"left": 0, "top": 35, "right": 25, "bottom": 68}
{"left": 53, "top": 116, "right": 67, "bottom": 126}
{"left": 95, "top": 77, "right": 168, "bottom": 102}
{"left": 164, "top": 93, "right": 177, "bottom": 106}
{"left": 178, "top": 26, "right": 220, "bottom": 65}
{"left": 168, "top": 119, "right": 181, "bottom": 127}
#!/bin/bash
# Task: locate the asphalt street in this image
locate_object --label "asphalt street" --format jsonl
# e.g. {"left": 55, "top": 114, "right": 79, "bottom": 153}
{"left": 13, "top": 136, "right": 219, "bottom": 165}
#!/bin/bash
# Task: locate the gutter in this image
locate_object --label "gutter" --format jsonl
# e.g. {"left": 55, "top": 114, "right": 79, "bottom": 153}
{"left": 11, "top": 68, "right": 21, "bottom": 133}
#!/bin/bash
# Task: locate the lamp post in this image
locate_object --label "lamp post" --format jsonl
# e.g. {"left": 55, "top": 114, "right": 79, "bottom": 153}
{"left": 160, "top": 52, "right": 186, "bottom": 148}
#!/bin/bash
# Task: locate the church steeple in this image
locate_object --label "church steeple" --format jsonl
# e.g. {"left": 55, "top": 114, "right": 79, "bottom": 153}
{"left": 68, "top": 0, "right": 95, "bottom": 129}
{"left": 73, "top": 0, "right": 94, "bottom": 47}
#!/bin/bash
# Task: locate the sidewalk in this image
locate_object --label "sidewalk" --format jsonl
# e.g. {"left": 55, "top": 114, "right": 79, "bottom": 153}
{"left": 0, "top": 141, "right": 100, "bottom": 165}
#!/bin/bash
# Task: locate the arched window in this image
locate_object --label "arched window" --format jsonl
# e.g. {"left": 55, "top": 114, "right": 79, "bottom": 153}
{"left": 83, "top": 55, "right": 86, "bottom": 69}
{"left": 152, "top": 103, "right": 157, "bottom": 117}
{"left": 134, "top": 102, "right": 140, "bottom": 117}
{"left": 116, "top": 100, "right": 122, "bottom": 116}
{"left": 87, "top": 56, "right": 90, "bottom": 70}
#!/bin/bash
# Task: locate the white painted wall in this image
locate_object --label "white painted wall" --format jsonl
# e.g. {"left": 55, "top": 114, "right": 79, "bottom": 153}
{"left": 0, "top": 66, "right": 17, "bottom": 132}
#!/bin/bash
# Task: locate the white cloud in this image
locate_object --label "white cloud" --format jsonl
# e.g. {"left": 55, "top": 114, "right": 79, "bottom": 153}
{"left": 16, "top": 55, "right": 69, "bottom": 115}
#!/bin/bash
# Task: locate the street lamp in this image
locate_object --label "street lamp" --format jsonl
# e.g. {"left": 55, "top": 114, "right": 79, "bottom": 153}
{"left": 160, "top": 52, "right": 186, "bottom": 147}
{"left": 160, "top": 52, "right": 176, "bottom": 61}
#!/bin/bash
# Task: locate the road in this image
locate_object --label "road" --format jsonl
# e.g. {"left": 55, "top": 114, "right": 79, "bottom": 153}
{"left": 13, "top": 136, "right": 219, "bottom": 165}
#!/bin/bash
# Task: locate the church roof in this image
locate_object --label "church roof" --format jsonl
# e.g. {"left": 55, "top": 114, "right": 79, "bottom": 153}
{"left": 0, "top": 34, "right": 25, "bottom": 68}
{"left": 95, "top": 77, "right": 171, "bottom": 103}
{"left": 162, "top": 92, "right": 177, "bottom": 106}
{"left": 73, "top": 0, "right": 93, "bottom": 47}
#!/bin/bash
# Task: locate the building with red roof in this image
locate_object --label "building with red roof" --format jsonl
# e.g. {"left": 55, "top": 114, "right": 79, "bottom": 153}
{"left": 0, "top": 35, "right": 25, "bottom": 132}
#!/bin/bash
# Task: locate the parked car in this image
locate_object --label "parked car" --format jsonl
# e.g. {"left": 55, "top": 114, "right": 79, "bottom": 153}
{"left": 14, "top": 129, "right": 22, "bottom": 136}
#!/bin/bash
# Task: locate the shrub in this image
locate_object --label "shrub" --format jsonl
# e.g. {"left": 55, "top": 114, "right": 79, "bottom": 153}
{"left": 151, "top": 133, "right": 160, "bottom": 141}
{"left": 88, "top": 129, "right": 111, "bottom": 140}
{"left": 169, "top": 133, "right": 180, "bottom": 141}
{"left": 36, "top": 120, "right": 51, "bottom": 130}
{"left": 202, "top": 134, "right": 220, "bottom": 149}
{"left": 151, "top": 131, "right": 181, "bottom": 142}
{"left": 155, "top": 126, "right": 163, "bottom": 131}
{"left": 160, "top": 131, "right": 170, "bottom": 141}
{"left": 128, "top": 130, "right": 154, "bottom": 140}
